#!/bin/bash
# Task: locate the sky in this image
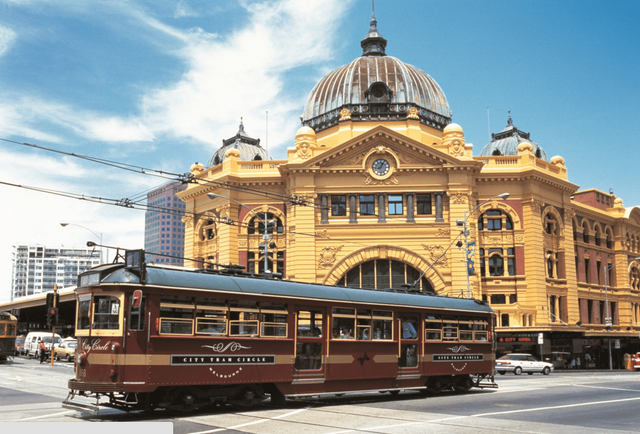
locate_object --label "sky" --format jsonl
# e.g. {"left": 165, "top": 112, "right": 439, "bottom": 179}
{"left": 1, "top": 0, "right": 639, "bottom": 302}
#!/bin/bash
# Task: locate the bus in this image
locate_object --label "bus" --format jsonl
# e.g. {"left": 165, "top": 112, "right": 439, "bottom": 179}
{"left": 63, "top": 250, "right": 497, "bottom": 413}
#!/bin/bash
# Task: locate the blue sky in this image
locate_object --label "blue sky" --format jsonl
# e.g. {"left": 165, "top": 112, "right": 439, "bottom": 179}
{"left": 1, "top": 0, "right": 639, "bottom": 302}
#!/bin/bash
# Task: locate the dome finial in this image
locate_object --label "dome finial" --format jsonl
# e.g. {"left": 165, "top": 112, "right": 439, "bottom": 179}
{"left": 507, "top": 111, "right": 513, "bottom": 127}
{"left": 361, "top": 0, "right": 387, "bottom": 56}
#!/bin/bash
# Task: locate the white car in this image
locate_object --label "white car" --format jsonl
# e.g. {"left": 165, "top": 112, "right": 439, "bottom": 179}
{"left": 496, "top": 353, "right": 553, "bottom": 375}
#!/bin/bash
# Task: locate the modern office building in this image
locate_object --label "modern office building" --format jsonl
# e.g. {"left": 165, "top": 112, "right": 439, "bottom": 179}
{"left": 11, "top": 244, "right": 101, "bottom": 299}
{"left": 144, "top": 181, "right": 187, "bottom": 265}
{"left": 177, "top": 14, "right": 640, "bottom": 367}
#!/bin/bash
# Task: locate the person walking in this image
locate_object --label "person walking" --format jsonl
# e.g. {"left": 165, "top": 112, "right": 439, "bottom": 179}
{"left": 585, "top": 352, "right": 592, "bottom": 369}
{"left": 38, "top": 339, "right": 47, "bottom": 364}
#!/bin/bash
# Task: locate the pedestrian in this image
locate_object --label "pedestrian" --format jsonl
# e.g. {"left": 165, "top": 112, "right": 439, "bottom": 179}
{"left": 576, "top": 356, "right": 581, "bottom": 370}
{"left": 585, "top": 352, "right": 591, "bottom": 369}
{"left": 569, "top": 355, "right": 575, "bottom": 369}
{"left": 38, "top": 339, "right": 47, "bottom": 364}
{"left": 402, "top": 318, "right": 417, "bottom": 339}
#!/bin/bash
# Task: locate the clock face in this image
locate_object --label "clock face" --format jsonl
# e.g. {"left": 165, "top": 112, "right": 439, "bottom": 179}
{"left": 372, "top": 158, "right": 390, "bottom": 176}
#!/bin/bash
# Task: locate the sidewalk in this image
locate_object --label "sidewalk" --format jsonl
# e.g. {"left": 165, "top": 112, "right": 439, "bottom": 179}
{"left": 555, "top": 368, "right": 637, "bottom": 373}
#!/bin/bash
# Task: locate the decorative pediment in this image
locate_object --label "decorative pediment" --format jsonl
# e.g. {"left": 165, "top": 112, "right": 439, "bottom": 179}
{"left": 287, "top": 125, "right": 476, "bottom": 173}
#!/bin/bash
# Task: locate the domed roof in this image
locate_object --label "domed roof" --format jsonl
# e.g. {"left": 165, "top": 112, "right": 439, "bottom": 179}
{"left": 301, "top": 14, "right": 451, "bottom": 133}
{"left": 479, "top": 115, "right": 548, "bottom": 161}
{"left": 208, "top": 120, "right": 271, "bottom": 167}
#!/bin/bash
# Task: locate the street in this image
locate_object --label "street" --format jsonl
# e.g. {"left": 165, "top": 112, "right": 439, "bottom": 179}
{"left": 1, "top": 355, "right": 639, "bottom": 433}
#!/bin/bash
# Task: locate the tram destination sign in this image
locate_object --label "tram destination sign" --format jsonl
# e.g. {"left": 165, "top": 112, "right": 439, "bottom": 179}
{"left": 171, "top": 354, "right": 276, "bottom": 366}
{"left": 433, "top": 354, "right": 484, "bottom": 362}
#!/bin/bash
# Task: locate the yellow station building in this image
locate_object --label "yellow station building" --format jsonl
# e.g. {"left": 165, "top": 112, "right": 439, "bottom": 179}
{"left": 178, "top": 15, "right": 640, "bottom": 368}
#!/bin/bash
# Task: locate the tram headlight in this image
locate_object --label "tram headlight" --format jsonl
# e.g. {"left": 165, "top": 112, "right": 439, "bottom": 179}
{"left": 77, "top": 351, "right": 88, "bottom": 366}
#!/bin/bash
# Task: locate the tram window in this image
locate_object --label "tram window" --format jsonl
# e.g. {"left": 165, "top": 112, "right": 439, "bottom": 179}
{"left": 459, "top": 317, "right": 473, "bottom": 341}
{"left": 442, "top": 316, "right": 458, "bottom": 341}
{"left": 332, "top": 308, "right": 356, "bottom": 339}
{"left": 128, "top": 295, "right": 146, "bottom": 331}
{"left": 424, "top": 315, "right": 442, "bottom": 341}
{"left": 160, "top": 296, "right": 194, "bottom": 335}
{"left": 196, "top": 298, "right": 227, "bottom": 336}
{"left": 93, "top": 296, "right": 120, "bottom": 330}
{"left": 372, "top": 310, "right": 393, "bottom": 340}
{"left": 261, "top": 302, "right": 288, "bottom": 337}
{"left": 229, "top": 312, "right": 258, "bottom": 336}
{"left": 297, "top": 311, "right": 323, "bottom": 338}
{"left": 8, "top": 324, "right": 15, "bottom": 336}
{"left": 356, "top": 310, "right": 371, "bottom": 340}
{"left": 295, "top": 342, "right": 322, "bottom": 371}
{"left": 0, "top": 324, "right": 4, "bottom": 335}
{"left": 77, "top": 295, "right": 91, "bottom": 330}
{"left": 400, "top": 315, "right": 418, "bottom": 340}
{"left": 474, "top": 319, "right": 488, "bottom": 341}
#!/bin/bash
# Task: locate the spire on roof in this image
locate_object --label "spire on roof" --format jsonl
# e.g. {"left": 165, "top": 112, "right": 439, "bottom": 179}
{"left": 361, "top": 0, "right": 387, "bottom": 57}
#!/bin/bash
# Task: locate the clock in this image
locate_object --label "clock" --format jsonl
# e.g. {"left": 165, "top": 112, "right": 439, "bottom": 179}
{"left": 372, "top": 158, "right": 390, "bottom": 176}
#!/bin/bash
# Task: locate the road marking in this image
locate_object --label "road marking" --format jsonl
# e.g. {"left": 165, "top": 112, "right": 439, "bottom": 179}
{"left": 18, "top": 410, "right": 75, "bottom": 421}
{"left": 324, "top": 396, "right": 640, "bottom": 433}
{"left": 187, "top": 407, "right": 309, "bottom": 434}
{"left": 572, "top": 384, "right": 640, "bottom": 393}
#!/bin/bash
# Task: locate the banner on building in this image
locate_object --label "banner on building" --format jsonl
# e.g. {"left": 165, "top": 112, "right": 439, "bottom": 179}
{"left": 467, "top": 241, "right": 475, "bottom": 275}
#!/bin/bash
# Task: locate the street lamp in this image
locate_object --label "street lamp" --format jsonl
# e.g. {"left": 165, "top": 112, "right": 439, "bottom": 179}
{"left": 60, "top": 223, "right": 104, "bottom": 264}
{"left": 456, "top": 193, "right": 510, "bottom": 299}
{"left": 207, "top": 193, "right": 276, "bottom": 274}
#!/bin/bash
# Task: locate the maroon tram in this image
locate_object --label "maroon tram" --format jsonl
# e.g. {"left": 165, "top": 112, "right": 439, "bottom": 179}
{"left": 64, "top": 250, "right": 497, "bottom": 413}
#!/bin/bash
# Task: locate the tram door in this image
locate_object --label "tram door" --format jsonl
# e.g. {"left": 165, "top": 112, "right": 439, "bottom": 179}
{"left": 294, "top": 308, "right": 326, "bottom": 383}
{"left": 123, "top": 291, "right": 148, "bottom": 381}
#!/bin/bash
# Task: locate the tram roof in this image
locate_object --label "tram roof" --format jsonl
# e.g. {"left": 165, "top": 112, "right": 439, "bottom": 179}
{"left": 97, "top": 264, "right": 493, "bottom": 315}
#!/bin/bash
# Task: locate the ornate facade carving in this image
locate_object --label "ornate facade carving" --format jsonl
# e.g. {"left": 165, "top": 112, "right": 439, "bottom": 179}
{"left": 450, "top": 192, "right": 468, "bottom": 205}
{"left": 364, "top": 174, "right": 399, "bottom": 185}
{"left": 315, "top": 230, "right": 330, "bottom": 239}
{"left": 437, "top": 228, "right": 451, "bottom": 237}
{"left": 318, "top": 245, "right": 343, "bottom": 269}
{"left": 339, "top": 108, "right": 352, "bottom": 121}
{"left": 406, "top": 106, "right": 419, "bottom": 119}
{"left": 422, "top": 244, "right": 449, "bottom": 267}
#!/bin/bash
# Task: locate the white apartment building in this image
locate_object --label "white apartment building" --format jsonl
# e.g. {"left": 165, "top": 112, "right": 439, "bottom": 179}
{"left": 11, "top": 244, "right": 101, "bottom": 300}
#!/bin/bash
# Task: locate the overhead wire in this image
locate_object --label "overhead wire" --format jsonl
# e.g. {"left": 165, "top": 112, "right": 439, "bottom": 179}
{"left": 0, "top": 137, "right": 319, "bottom": 207}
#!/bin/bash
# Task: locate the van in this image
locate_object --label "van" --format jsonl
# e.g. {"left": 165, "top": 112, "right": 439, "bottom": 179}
{"left": 24, "top": 332, "right": 62, "bottom": 358}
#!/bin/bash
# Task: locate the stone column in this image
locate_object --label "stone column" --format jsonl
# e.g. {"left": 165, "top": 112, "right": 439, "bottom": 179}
{"left": 319, "top": 194, "right": 328, "bottom": 224}
{"left": 378, "top": 193, "right": 387, "bottom": 223}
{"left": 406, "top": 192, "right": 415, "bottom": 223}
{"left": 435, "top": 192, "right": 445, "bottom": 222}
{"left": 349, "top": 193, "right": 358, "bottom": 224}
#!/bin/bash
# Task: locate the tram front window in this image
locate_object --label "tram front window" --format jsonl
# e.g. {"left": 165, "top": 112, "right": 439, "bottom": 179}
{"left": 93, "top": 296, "right": 121, "bottom": 330}
{"left": 77, "top": 295, "right": 91, "bottom": 330}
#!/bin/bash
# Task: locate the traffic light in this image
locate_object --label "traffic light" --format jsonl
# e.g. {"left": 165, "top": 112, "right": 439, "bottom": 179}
{"left": 48, "top": 307, "right": 59, "bottom": 327}
{"left": 46, "top": 292, "right": 60, "bottom": 309}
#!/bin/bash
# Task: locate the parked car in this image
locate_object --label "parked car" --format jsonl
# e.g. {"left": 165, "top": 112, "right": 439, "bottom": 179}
{"left": 14, "top": 336, "right": 25, "bottom": 356}
{"left": 54, "top": 340, "right": 77, "bottom": 362}
{"left": 496, "top": 353, "right": 553, "bottom": 375}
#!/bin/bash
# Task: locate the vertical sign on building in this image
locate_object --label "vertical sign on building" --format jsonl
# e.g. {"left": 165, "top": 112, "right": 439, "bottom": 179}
{"left": 467, "top": 241, "right": 476, "bottom": 275}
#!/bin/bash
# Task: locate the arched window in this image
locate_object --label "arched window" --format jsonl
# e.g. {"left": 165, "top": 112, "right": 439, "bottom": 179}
{"left": 479, "top": 248, "right": 515, "bottom": 277}
{"left": 594, "top": 226, "right": 602, "bottom": 247}
{"left": 336, "top": 259, "right": 435, "bottom": 293}
{"left": 246, "top": 212, "right": 285, "bottom": 275}
{"left": 544, "top": 213, "right": 558, "bottom": 235}
{"left": 606, "top": 228, "right": 613, "bottom": 249}
{"left": 199, "top": 219, "right": 216, "bottom": 241}
{"left": 582, "top": 222, "right": 590, "bottom": 244}
{"left": 247, "top": 213, "right": 284, "bottom": 235}
{"left": 478, "top": 209, "right": 513, "bottom": 231}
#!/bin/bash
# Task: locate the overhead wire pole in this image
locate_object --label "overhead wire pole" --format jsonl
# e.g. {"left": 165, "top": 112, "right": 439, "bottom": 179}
{"left": 457, "top": 193, "right": 510, "bottom": 299}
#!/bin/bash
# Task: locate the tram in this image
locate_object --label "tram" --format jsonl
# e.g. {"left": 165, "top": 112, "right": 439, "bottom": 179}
{"left": 0, "top": 311, "right": 18, "bottom": 362}
{"left": 63, "top": 250, "right": 497, "bottom": 413}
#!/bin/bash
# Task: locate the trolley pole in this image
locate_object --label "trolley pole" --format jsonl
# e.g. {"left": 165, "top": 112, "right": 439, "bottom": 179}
{"left": 50, "top": 284, "right": 57, "bottom": 367}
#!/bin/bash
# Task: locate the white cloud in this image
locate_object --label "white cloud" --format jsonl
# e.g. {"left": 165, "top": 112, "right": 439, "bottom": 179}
{"left": 138, "top": 0, "right": 352, "bottom": 151}
{"left": 0, "top": 25, "right": 16, "bottom": 57}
